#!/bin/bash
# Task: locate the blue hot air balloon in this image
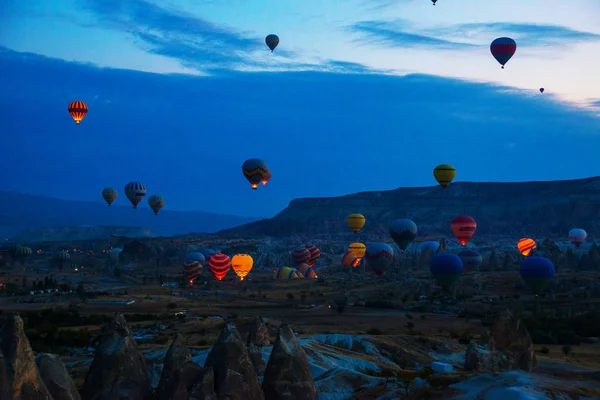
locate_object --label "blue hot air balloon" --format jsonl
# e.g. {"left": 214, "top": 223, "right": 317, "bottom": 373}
{"left": 389, "top": 219, "right": 417, "bottom": 252}
{"left": 457, "top": 250, "right": 482, "bottom": 273}
{"left": 200, "top": 248, "right": 216, "bottom": 262}
{"left": 420, "top": 241, "right": 440, "bottom": 255}
{"left": 365, "top": 242, "right": 394, "bottom": 277}
{"left": 519, "top": 256, "right": 555, "bottom": 294}
{"left": 430, "top": 253, "right": 463, "bottom": 291}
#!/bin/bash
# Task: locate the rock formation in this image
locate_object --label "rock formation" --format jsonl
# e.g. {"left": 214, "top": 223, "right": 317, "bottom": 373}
{"left": 247, "top": 344, "right": 266, "bottom": 377}
{"left": 36, "top": 353, "right": 81, "bottom": 400}
{"left": 490, "top": 309, "right": 537, "bottom": 372}
{"left": 463, "top": 342, "right": 484, "bottom": 372}
{"left": 189, "top": 366, "right": 217, "bottom": 400}
{"left": 247, "top": 317, "right": 270, "bottom": 348}
{"left": 0, "top": 314, "right": 53, "bottom": 399}
{"left": 157, "top": 334, "right": 202, "bottom": 400}
{"left": 262, "top": 323, "right": 317, "bottom": 400}
{"left": 82, "top": 313, "right": 152, "bottom": 400}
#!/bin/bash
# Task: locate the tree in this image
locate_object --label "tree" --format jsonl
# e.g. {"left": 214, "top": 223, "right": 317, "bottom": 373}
{"left": 562, "top": 344, "right": 572, "bottom": 357}
{"left": 114, "top": 266, "right": 121, "bottom": 277}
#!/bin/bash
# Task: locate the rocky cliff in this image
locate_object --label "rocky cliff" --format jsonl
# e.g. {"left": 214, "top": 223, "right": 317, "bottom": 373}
{"left": 219, "top": 176, "right": 600, "bottom": 239}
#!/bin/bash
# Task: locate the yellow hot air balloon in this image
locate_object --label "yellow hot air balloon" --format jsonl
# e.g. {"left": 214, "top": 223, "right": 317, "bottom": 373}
{"left": 433, "top": 164, "right": 456, "bottom": 189}
{"left": 148, "top": 195, "right": 165, "bottom": 215}
{"left": 348, "top": 242, "right": 366, "bottom": 262}
{"left": 102, "top": 187, "right": 117, "bottom": 206}
{"left": 232, "top": 254, "right": 253, "bottom": 280}
{"left": 347, "top": 213, "right": 366, "bottom": 233}
{"left": 517, "top": 238, "right": 536, "bottom": 257}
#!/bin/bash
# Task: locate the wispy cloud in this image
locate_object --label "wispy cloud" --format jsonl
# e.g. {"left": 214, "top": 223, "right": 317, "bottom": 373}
{"left": 348, "top": 19, "right": 600, "bottom": 50}
{"left": 360, "top": 0, "right": 412, "bottom": 11}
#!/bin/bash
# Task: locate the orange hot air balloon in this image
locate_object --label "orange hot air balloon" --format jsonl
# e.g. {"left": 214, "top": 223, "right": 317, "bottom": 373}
{"left": 347, "top": 213, "right": 366, "bottom": 233}
{"left": 341, "top": 251, "right": 359, "bottom": 268}
{"left": 348, "top": 242, "right": 366, "bottom": 262}
{"left": 517, "top": 238, "right": 536, "bottom": 257}
{"left": 231, "top": 254, "right": 253, "bottom": 280}
{"left": 68, "top": 100, "right": 88, "bottom": 124}
{"left": 208, "top": 253, "right": 231, "bottom": 281}
{"left": 451, "top": 215, "right": 477, "bottom": 246}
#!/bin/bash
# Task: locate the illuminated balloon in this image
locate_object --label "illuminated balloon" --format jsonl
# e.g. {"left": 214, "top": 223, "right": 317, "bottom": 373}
{"left": 68, "top": 100, "right": 88, "bottom": 124}
{"left": 348, "top": 242, "right": 367, "bottom": 262}
{"left": 420, "top": 241, "right": 440, "bottom": 255}
{"left": 261, "top": 170, "right": 272, "bottom": 186}
{"left": 124, "top": 182, "right": 146, "bottom": 209}
{"left": 341, "top": 251, "right": 359, "bottom": 268}
{"left": 208, "top": 253, "right": 231, "bottom": 281}
{"left": 539, "top": 88, "right": 544, "bottom": 93}
{"left": 274, "top": 266, "right": 300, "bottom": 280}
{"left": 102, "top": 188, "right": 117, "bottom": 206}
{"left": 148, "top": 195, "right": 165, "bottom": 215}
{"left": 347, "top": 213, "right": 366, "bottom": 233}
{"left": 232, "top": 254, "right": 253, "bottom": 280}
{"left": 457, "top": 250, "right": 482, "bottom": 273}
{"left": 242, "top": 159, "right": 269, "bottom": 190}
{"left": 291, "top": 247, "right": 311, "bottom": 265}
{"left": 490, "top": 37, "right": 517, "bottom": 69}
{"left": 297, "top": 263, "right": 317, "bottom": 279}
{"left": 451, "top": 215, "right": 477, "bottom": 246}
{"left": 568, "top": 228, "right": 587, "bottom": 248}
{"left": 305, "top": 245, "right": 321, "bottom": 267}
{"left": 183, "top": 252, "right": 205, "bottom": 284}
{"left": 433, "top": 164, "right": 456, "bottom": 189}
{"left": 430, "top": 253, "right": 463, "bottom": 291}
{"left": 365, "top": 242, "right": 394, "bottom": 277}
{"left": 389, "top": 218, "right": 417, "bottom": 252}
{"left": 520, "top": 256, "right": 554, "bottom": 294}
{"left": 517, "top": 238, "right": 536, "bottom": 257}
{"left": 265, "top": 34, "right": 279, "bottom": 52}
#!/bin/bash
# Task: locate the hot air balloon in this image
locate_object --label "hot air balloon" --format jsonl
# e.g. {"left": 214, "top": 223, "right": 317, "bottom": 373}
{"left": 148, "top": 195, "right": 165, "bottom": 215}
{"left": 265, "top": 34, "right": 279, "bottom": 52}
{"left": 517, "top": 238, "right": 536, "bottom": 257}
{"left": 297, "top": 263, "right": 317, "bottom": 279}
{"left": 433, "top": 164, "right": 456, "bottom": 189}
{"left": 291, "top": 247, "right": 311, "bottom": 265}
{"left": 53, "top": 251, "right": 71, "bottom": 272}
{"left": 261, "top": 170, "right": 272, "bottom": 186}
{"left": 274, "top": 266, "right": 301, "bottom": 280}
{"left": 430, "top": 253, "right": 463, "bottom": 291}
{"left": 365, "top": 242, "right": 394, "bottom": 277}
{"left": 68, "top": 100, "right": 88, "bottom": 124}
{"left": 341, "top": 251, "right": 359, "bottom": 268}
{"left": 102, "top": 187, "right": 117, "bottom": 206}
{"left": 451, "top": 215, "right": 477, "bottom": 246}
{"left": 305, "top": 245, "right": 321, "bottom": 267}
{"left": 389, "top": 219, "right": 417, "bottom": 252}
{"left": 242, "top": 159, "right": 269, "bottom": 190}
{"left": 16, "top": 246, "right": 32, "bottom": 264}
{"left": 420, "top": 241, "right": 440, "bottom": 255}
{"left": 208, "top": 253, "right": 231, "bottom": 281}
{"left": 347, "top": 214, "right": 366, "bottom": 233}
{"left": 232, "top": 254, "right": 253, "bottom": 280}
{"left": 520, "top": 256, "right": 555, "bottom": 294}
{"left": 490, "top": 37, "right": 516, "bottom": 69}
{"left": 348, "top": 242, "right": 367, "bottom": 262}
{"left": 457, "top": 249, "right": 482, "bottom": 273}
{"left": 432, "top": 0, "right": 437, "bottom": 5}
{"left": 183, "top": 252, "right": 205, "bottom": 284}
{"left": 200, "top": 249, "right": 216, "bottom": 262}
{"left": 124, "top": 182, "right": 146, "bottom": 208}
{"left": 568, "top": 228, "right": 587, "bottom": 248}
{"left": 539, "top": 88, "right": 544, "bottom": 93}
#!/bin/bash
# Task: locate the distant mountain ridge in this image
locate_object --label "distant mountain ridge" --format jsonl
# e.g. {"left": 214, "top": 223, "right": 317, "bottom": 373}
{"left": 218, "top": 176, "right": 600, "bottom": 239}
{"left": 0, "top": 190, "right": 258, "bottom": 239}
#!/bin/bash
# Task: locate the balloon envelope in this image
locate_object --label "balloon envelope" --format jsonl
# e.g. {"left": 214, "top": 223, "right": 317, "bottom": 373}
{"left": 490, "top": 37, "right": 517, "bottom": 68}
{"left": 457, "top": 250, "right": 482, "bottom": 272}
{"left": 68, "top": 100, "right": 88, "bottom": 124}
{"left": 291, "top": 247, "right": 311, "bottom": 265}
{"left": 568, "top": 228, "right": 587, "bottom": 248}
{"left": 297, "top": 263, "right": 317, "bottom": 278}
{"left": 420, "top": 241, "right": 440, "bottom": 255}
{"left": 208, "top": 253, "right": 231, "bottom": 281}
{"left": 265, "top": 34, "right": 279, "bottom": 51}
{"left": 148, "top": 195, "right": 165, "bottom": 215}
{"left": 305, "top": 245, "right": 321, "bottom": 267}
{"left": 124, "top": 182, "right": 146, "bottom": 208}
{"left": 520, "top": 256, "right": 554, "bottom": 293}
{"left": 433, "top": 164, "right": 456, "bottom": 188}
{"left": 517, "top": 238, "right": 536, "bottom": 257}
{"left": 430, "top": 253, "right": 463, "bottom": 290}
{"left": 347, "top": 213, "right": 366, "bottom": 233}
{"left": 539, "top": 88, "right": 544, "bottom": 93}
{"left": 242, "top": 158, "right": 269, "bottom": 189}
{"left": 365, "top": 242, "right": 394, "bottom": 276}
{"left": 232, "top": 254, "right": 253, "bottom": 280}
{"left": 341, "top": 251, "right": 359, "bottom": 268}
{"left": 348, "top": 243, "right": 367, "bottom": 261}
{"left": 183, "top": 252, "right": 205, "bottom": 283}
{"left": 102, "top": 188, "right": 117, "bottom": 206}
{"left": 389, "top": 219, "right": 418, "bottom": 251}
{"left": 451, "top": 215, "right": 477, "bottom": 245}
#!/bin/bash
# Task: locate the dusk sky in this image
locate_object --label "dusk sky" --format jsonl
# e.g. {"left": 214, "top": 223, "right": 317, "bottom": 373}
{"left": 1, "top": 0, "right": 600, "bottom": 218}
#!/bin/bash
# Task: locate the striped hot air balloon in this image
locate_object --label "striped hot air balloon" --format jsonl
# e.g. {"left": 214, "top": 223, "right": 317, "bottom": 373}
{"left": 68, "top": 100, "right": 88, "bottom": 124}
{"left": 305, "top": 245, "right": 321, "bottom": 267}
{"left": 183, "top": 252, "right": 205, "bottom": 284}
{"left": 433, "top": 164, "right": 456, "bottom": 189}
{"left": 297, "top": 263, "right": 317, "bottom": 279}
{"left": 389, "top": 218, "right": 417, "bottom": 252}
{"left": 291, "top": 247, "right": 311, "bottom": 265}
{"left": 520, "top": 257, "right": 555, "bottom": 294}
{"left": 451, "top": 215, "right": 477, "bottom": 246}
{"left": 242, "top": 159, "right": 269, "bottom": 190}
{"left": 102, "top": 187, "right": 117, "bottom": 206}
{"left": 208, "top": 253, "right": 231, "bottom": 281}
{"left": 347, "top": 213, "right": 366, "bottom": 233}
{"left": 490, "top": 37, "right": 517, "bottom": 69}
{"left": 457, "top": 249, "right": 482, "bottom": 273}
{"left": 517, "top": 238, "right": 536, "bottom": 257}
{"left": 430, "top": 253, "right": 463, "bottom": 291}
{"left": 124, "top": 182, "right": 146, "bottom": 208}
{"left": 365, "top": 242, "right": 394, "bottom": 277}
{"left": 273, "top": 266, "right": 301, "bottom": 280}
{"left": 53, "top": 251, "right": 71, "bottom": 272}
{"left": 341, "top": 251, "right": 359, "bottom": 268}
{"left": 232, "top": 254, "right": 253, "bottom": 280}
{"left": 348, "top": 242, "right": 366, "bottom": 262}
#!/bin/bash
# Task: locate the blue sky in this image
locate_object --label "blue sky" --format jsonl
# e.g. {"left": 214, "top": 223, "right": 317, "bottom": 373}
{"left": 1, "top": 0, "right": 600, "bottom": 218}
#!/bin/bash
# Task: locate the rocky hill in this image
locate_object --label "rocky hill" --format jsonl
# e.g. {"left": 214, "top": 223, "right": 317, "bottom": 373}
{"left": 219, "top": 177, "right": 600, "bottom": 239}
{"left": 0, "top": 190, "right": 258, "bottom": 239}
{"left": 11, "top": 226, "right": 152, "bottom": 243}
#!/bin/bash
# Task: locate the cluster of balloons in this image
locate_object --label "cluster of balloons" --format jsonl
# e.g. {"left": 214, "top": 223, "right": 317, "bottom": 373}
{"left": 182, "top": 250, "right": 255, "bottom": 284}
{"left": 101, "top": 182, "right": 165, "bottom": 215}
{"left": 279, "top": 245, "right": 321, "bottom": 280}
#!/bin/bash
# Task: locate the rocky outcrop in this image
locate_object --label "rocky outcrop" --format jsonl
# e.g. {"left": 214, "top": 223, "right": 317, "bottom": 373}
{"left": 189, "top": 367, "right": 217, "bottom": 400}
{"left": 247, "top": 317, "right": 270, "bottom": 348}
{"left": 0, "top": 314, "right": 53, "bottom": 399}
{"left": 247, "top": 344, "right": 266, "bottom": 377}
{"left": 157, "top": 334, "right": 200, "bottom": 400}
{"left": 36, "top": 353, "right": 81, "bottom": 400}
{"left": 199, "top": 323, "right": 264, "bottom": 400}
{"left": 82, "top": 313, "right": 152, "bottom": 400}
{"left": 262, "top": 323, "right": 317, "bottom": 400}
{"left": 464, "top": 342, "right": 484, "bottom": 372}
{"left": 490, "top": 309, "right": 537, "bottom": 372}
